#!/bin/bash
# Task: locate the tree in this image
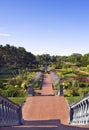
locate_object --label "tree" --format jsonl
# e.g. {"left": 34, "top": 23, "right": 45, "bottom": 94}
{"left": 81, "top": 53, "right": 89, "bottom": 66}
{"left": 0, "top": 44, "right": 36, "bottom": 69}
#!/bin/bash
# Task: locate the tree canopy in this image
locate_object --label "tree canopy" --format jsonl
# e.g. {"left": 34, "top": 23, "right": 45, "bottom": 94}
{"left": 0, "top": 44, "right": 89, "bottom": 69}
{"left": 0, "top": 44, "right": 36, "bottom": 69}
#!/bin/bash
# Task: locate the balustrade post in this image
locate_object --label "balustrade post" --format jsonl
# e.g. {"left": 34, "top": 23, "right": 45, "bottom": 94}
{"left": 17, "top": 104, "right": 23, "bottom": 124}
{"left": 0, "top": 99, "right": 3, "bottom": 125}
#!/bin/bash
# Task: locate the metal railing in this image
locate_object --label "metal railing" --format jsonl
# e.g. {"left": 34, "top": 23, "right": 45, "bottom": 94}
{"left": 0, "top": 93, "right": 22, "bottom": 126}
{"left": 70, "top": 94, "right": 89, "bottom": 125}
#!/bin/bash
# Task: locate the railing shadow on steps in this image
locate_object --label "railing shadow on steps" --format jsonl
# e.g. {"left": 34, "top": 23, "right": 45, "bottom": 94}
{"left": 0, "top": 93, "right": 23, "bottom": 126}
{"left": 1, "top": 119, "right": 89, "bottom": 130}
{"left": 69, "top": 94, "right": 89, "bottom": 126}
{"left": 22, "top": 120, "right": 89, "bottom": 130}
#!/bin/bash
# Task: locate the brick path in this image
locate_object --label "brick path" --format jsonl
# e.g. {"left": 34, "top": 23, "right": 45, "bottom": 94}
{"left": 1, "top": 74, "right": 89, "bottom": 130}
{"left": 40, "top": 74, "right": 54, "bottom": 95}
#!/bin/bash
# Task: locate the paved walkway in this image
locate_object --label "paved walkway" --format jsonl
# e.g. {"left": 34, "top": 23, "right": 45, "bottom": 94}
{"left": 40, "top": 74, "right": 54, "bottom": 95}
{"left": 1, "top": 74, "right": 89, "bottom": 130}
{"left": 22, "top": 96, "right": 69, "bottom": 124}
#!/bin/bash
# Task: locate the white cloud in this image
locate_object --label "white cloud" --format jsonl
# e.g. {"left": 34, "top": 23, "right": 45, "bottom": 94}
{"left": 0, "top": 33, "right": 10, "bottom": 37}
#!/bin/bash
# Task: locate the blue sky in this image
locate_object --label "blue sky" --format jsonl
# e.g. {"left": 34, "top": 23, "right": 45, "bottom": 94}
{"left": 0, "top": 0, "right": 89, "bottom": 56}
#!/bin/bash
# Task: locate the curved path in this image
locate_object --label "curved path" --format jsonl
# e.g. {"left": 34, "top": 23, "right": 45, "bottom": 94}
{"left": 1, "top": 74, "right": 89, "bottom": 130}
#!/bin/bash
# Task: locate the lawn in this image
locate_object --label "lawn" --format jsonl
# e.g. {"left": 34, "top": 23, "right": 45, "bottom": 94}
{"left": 0, "top": 73, "right": 13, "bottom": 81}
{"left": 63, "top": 73, "right": 77, "bottom": 78}
{"left": 66, "top": 96, "right": 83, "bottom": 104}
{"left": 8, "top": 97, "right": 27, "bottom": 104}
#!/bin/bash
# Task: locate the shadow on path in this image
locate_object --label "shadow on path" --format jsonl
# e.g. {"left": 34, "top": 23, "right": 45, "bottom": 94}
{"left": 1, "top": 119, "right": 89, "bottom": 130}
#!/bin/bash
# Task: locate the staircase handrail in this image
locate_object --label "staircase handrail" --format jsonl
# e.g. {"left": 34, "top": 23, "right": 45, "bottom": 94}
{"left": 70, "top": 94, "right": 89, "bottom": 125}
{"left": 0, "top": 93, "right": 23, "bottom": 126}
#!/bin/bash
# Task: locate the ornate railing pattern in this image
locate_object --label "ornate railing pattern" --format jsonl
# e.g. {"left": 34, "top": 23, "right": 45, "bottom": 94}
{"left": 70, "top": 95, "right": 89, "bottom": 125}
{"left": 0, "top": 93, "right": 22, "bottom": 126}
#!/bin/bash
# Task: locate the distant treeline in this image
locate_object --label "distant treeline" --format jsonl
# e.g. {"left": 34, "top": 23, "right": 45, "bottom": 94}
{"left": 0, "top": 44, "right": 36, "bottom": 69}
{"left": 0, "top": 44, "right": 89, "bottom": 69}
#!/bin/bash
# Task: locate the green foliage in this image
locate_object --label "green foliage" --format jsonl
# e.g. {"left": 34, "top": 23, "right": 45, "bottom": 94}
{"left": 52, "top": 81, "right": 59, "bottom": 89}
{"left": 1, "top": 44, "right": 89, "bottom": 99}
{"left": 33, "top": 81, "right": 41, "bottom": 89}
{"left": 1, "top": 84, "right": 24, "bottom": 97}
{"left": 0, "top": 81, "right": 5, "bottom": 88}
{"left": 33, "top": 75, "right": 43, "bottom": 89}
{"left": 0, "top": 73, "right": 10, "bottom": 80}
{"left": 87, "top": 65, "right": 89, "bottom": 71}
{"left": 71, "top": 89, "right": 79, "bottom": 96}
{"left": 0, "top": 44, "right": 36, "bottom": 68}
{"left": 56, "top": 66, "right": 89, "bottom": 98}
{"left": 63, "top": 73, "right": 77, "bottom": 78}
{"left": 54, "top": 62, "right": 62, "bottom": 69}
{"left": 66, "top": 96, "right": 83, "bottom": 103}
{"left": 81, "top": 53, "right": 89, "bottom": 66}
{"left": 8, "top": 97, "right": 27, "bottom": 104}
{"left": 72, "top": 80, "right": 79, "bottom": 88}
{"left": 0, "top": 70, "right": 36, "bottom": 97}
{"left": 21, "top": 82, "right": 27, "bottom": 89}
{"left": 62, "top": 64, "right": 71, "bottom": 69}
{"left": 67, "top": 53, "right": 82, "bottom": 64}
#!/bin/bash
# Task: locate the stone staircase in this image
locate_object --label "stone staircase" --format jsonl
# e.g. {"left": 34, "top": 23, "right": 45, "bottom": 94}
{"left": 1, "top": 74, "right": 89, "bottom": 130}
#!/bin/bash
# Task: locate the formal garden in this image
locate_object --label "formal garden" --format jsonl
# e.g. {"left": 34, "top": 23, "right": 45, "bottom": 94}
{"left": 52, "top": 66, "right": 89, "bottom": 103}
{"left": 1, "top": 45, "right": 89, "bottom": 104}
